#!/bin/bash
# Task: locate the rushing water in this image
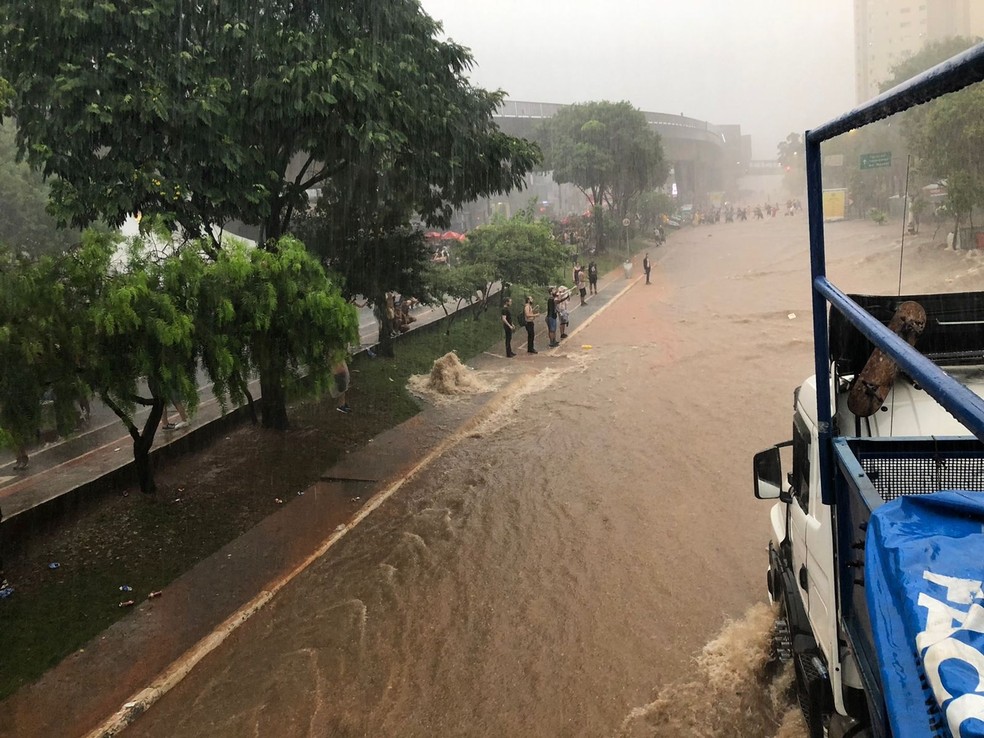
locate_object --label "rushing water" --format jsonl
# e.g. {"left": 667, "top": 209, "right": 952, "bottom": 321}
{"left": 135, "top": 217, "right": 968, "bottom": 737}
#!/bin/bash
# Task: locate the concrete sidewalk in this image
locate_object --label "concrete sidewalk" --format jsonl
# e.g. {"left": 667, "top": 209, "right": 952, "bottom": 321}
{"left": 0, "top": 256, "right": 644, "bottom": 738}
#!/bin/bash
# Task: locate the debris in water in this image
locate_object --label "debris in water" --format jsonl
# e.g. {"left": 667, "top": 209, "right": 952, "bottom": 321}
{"left": 335, "top": 524, "right": 345, "bottom": 532}
{"left": 148, "top": 591, "right": 163, "bottom": 599}
{"left": 0, "top": 586, "right": 14, "bottom": 599}
{"left": 787, "top": 313, "right": 796, "bottom": 320}
{"left": 274, "top": 498, "right": 283, "bottom": 504}
{"left": 119, "top": 585, "right": 132, "bottom": 592}
{"left": 582, "top": 344, "right": 593, "bottom": 349}
{"left": 118, "top": 600, "right": 135, "bottom": 608}
{"left": 48, "top": 562, "right": 60, "bottom": 570}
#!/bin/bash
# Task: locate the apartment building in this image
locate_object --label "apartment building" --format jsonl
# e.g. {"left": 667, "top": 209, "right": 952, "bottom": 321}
{"left": 854, "top": 0, "right": 984, "bottom": 102}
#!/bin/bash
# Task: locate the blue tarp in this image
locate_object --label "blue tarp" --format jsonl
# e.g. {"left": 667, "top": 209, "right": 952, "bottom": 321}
{"left": 867, "top": 491, "right": 984, "bottom": 738}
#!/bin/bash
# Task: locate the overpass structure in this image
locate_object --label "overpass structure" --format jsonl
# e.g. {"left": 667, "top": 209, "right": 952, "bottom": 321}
{"left": 467, "top": 99, "right": 751, "bottom": 228}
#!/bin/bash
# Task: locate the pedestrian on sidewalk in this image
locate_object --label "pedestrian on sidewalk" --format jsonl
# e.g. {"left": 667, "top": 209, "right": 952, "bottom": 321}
{"left": 331, "top": 358, "right": 352, "bottom": 413}
{"left": 161, "top": 394, "right": 189, "bottom": 431}
{"left": 12, "top": 444, "right": 29, "bottom": 471}
{"left": 577, "top": 268, "right": 588, "bottom": 305}
{"left": 546, "top": 288, "right": 559, "bottom": 347}
{"left": 588, "top": 261, "right": 598, "bottom": 295}
{"left": 644, "top": 253, "right": 652, "bottom": 284}
{"left": 523, "top": 296, "right": 539, "bottom": 354}
{"left": 501, "top": 298, "right": 516, "bottom": 358}
{"left": 557, "top": 287, "right": 571, "bottom": 339}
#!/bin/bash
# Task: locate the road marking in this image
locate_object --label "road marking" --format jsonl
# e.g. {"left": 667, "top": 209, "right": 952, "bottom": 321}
{"left": 84, "top": 371, "right": 539, "bottom": 738}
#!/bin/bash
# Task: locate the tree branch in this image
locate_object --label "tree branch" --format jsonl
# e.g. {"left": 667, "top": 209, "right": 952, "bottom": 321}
{"left": 102, "top": 392, "right": 141, "bottom": 442}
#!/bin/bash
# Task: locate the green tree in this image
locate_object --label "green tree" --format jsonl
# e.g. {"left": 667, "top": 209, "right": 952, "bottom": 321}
{"left": 541, "top": 101, "right": 667, "bottom": 252}
{"left": 0, "top": 248, "right": 88, "bottom": 465}
{"left": 456, "top": 213, "right": 568, "bottom": 306}
{"left": 424, "top": 262, "right": 495, "bottom": 334}
{"left": 1, "top": 0, "right": 538, "bottom": 427}
{"left": 233, "top": 237, "right": 359, "bottom": 429}
{"left": 878, "top": 37, "right": 984, "bottom": 236}
{"left": 631, "top": 190, "right": 676, "bottom": 232}
{"left": 0, "top": 123, "right": 82, "bottom": 257}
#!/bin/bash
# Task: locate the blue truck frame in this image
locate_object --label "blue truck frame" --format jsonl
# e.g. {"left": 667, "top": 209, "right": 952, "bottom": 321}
{"left": 806, "top": 42, "right": 984, "bottom": 737}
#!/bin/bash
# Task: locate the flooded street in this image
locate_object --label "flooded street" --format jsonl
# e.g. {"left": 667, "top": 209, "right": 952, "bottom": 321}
{"left": 135, "top": 215, "right": 969, "bottom": 737}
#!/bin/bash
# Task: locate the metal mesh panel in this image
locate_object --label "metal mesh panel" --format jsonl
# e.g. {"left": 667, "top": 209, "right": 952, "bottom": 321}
{"left": 860, "top": 455, "right": 984, "bottom": 502}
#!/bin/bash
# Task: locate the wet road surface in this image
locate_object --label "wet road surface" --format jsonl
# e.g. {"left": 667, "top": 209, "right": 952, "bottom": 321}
{"left": 134, "top": 215, "right": 952, "bottom": 736}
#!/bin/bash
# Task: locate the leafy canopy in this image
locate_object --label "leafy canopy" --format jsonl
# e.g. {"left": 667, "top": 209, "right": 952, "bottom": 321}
{"left": 541, "top": 101, "right": 667, "bottom": 250}
{"left": 0, "top": 0, "right": 540, "bottom": 245}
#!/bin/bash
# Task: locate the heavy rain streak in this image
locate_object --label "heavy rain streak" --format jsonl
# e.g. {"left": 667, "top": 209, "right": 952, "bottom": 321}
{"left": 0, "top": 2, "right": 983, "bottom": 738}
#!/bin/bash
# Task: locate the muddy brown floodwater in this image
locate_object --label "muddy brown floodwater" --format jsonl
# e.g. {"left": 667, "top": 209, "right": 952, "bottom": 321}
{"left": 134, "top": 216, "right": 979, "bottom": 737}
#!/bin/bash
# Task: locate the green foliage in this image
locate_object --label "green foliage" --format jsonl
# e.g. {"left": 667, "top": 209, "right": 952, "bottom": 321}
{"left": 869, "top": 208, "right": 888, "bottom": 225}
{"left": 0, "top": 248, "right": 84, "bottom": 450}
{"left": 879, "top": 37, "right": 981, "bottom": 94}
{"left": 541, "top": 101, "right": 667, "bottom": 251}
{"left": 0, "top": 230, "right": 356, "bottom": 483}
{"left": 0, "top": 122, "right": 82, "bottom": 256}
{"left": 456, "top": 214, "right": 568, "bottom": 306}
{"left": 878, "top": 37, "right": 984, "bottom": 227}
{"left": 908, "top": 85, "right": 984, "bottom": 227}
{"left": 0, "top": 0, "right": 539, "bottom": 244}
{"left": 0, "top": 0, "right": 538, "bottom": 426}
{"left": 631, "top": 190, "right": 675, "bottom": 231}
{"left": 246, "top": 236, "right": 359, "bottom": 394}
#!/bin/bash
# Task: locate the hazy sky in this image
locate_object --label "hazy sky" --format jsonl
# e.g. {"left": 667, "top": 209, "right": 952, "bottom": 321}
{"left": 418, "top": 0, "right": 856, "bottom": 160}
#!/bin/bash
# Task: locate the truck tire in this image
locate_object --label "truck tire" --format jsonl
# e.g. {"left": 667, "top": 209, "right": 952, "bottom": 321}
{"left": 795, "top": 650, "right": 831, "bottom": 738}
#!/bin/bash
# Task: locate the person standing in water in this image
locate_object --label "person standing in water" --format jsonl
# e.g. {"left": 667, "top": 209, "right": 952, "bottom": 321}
{"left": 643, "top": 253, "right": 652, "bottom": 285}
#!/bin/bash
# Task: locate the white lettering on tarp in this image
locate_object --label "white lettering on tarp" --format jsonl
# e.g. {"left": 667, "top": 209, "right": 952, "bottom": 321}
{"left": 916, "top": 572, "right": 984, "bottom": 736}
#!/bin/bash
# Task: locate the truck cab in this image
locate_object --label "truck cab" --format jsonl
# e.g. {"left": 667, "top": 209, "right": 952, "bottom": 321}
{"left": 753, "top": 42, "right": 984, "bottom": 738}
{"left": 759, "top": 341, "right": 984, "bottom": 736}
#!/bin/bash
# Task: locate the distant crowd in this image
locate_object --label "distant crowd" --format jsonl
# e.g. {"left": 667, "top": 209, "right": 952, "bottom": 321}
{"left": 687, "top": 199, "right": 803, "bottom": 225}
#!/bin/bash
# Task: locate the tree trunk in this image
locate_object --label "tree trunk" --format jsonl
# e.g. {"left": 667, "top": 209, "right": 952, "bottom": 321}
{"left": 257, "top": 331, "right": 290, "bottom": 430}
{"left": 259, "top": 365, "right": 289, "bottom": 430}
{"left": 375, "top": 292, "right": 395, "bottom": 358}
{"left": 593, "top": 203, "right": 605, "bottom": 253}
{"left": 134, "top": 400, "right": 165, "bottom": 494}
{"left": 236, "top": 373, "right": 258, "bottom": 425}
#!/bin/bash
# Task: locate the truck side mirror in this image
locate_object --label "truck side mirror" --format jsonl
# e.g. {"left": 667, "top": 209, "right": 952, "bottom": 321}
{"left": 753, "top": 446, "right": 785, "bottom": 500}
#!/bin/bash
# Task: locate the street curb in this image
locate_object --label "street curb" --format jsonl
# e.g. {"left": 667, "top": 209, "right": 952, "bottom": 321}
{"left": 84, "top": 370, "right": 539, "bottom": 738}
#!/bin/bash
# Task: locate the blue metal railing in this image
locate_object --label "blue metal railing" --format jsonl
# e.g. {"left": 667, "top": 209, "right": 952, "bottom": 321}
{"left": 806, "top": 42, "right": 984, "bottom": 504}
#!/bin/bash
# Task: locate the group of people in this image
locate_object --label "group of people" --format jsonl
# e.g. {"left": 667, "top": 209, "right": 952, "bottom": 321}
{"left": 385, "top": 293, "right": 418, "bottom": 337}
{"left": 499, "top": 260, "right": 600, "bottom": 356}
{"left": 687, "top": 200, "right": 803, "bottom": 225}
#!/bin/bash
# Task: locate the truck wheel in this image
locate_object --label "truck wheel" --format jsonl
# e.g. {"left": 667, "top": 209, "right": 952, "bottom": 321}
{"left": 795, "top": 650, "right": 830, "bottom": 738}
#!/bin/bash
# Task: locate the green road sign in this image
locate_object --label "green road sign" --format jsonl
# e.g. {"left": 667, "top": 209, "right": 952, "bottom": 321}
{"left": 860, "top": 152, "right": 892, "bottom": 170}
